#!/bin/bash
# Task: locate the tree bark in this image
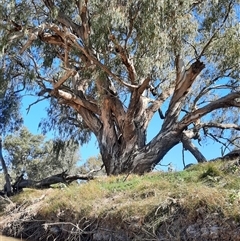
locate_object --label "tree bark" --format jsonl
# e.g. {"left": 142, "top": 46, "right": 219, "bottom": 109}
{"left": 9, "top": 171, "right": 94, "bottom": 193}
{"left": 181, "top": 134, "right": 207, "bottom": 163}
{"left": 99, "top": 128, "right": 182, "bottom": 175}
{"left": 0, "top": 138, "right": 12, "bottom": 196}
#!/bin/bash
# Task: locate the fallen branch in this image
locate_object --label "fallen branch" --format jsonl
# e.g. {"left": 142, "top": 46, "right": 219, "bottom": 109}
{"left": 1, "top": 170, "right": 99, "bottom": 195}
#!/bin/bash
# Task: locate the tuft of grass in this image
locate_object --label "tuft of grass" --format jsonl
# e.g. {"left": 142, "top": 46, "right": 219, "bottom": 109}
{"left": 199, "top": 163, "right": 222, "bottom": 179}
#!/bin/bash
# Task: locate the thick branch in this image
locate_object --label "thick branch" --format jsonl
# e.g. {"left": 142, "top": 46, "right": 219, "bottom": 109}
{"left": 110, "top": 35, "right": 137, "bottom": 84}
{"left": 110, "top": 97, "right": 126, "bottom": 133}
{"left": 181, "top": 133, "right": 207, "bottom": 163}
{"left": 41, "top": 88, "right": 102, "bottom": 136}
{"left": 146, "top": 87, "right": 175, "bottom": 124}
{"left": 199, "top": 122, "right": 240, "bottom": 131}
{"left": 138, "top": 76, "right": 151, "bottom": 95}
{"left": 101, "top": 97, "right": 118, "bottom": 141}
{"left": 52, "top": 89, "right": 100, "bottom": 115}
{"left": 171, "top": 59, "right": 205, "bottom": 108}
{"left": 67, "top": 102, "right": 102, "bottom": 136}
{"left": 179, "top": 91, "right": 240, "bottom": 128}
{"left": 12, "top": 171, "right": 94, "bottom": 191}
{"left": 162, "top": 59, "right": 205, "bottom": 130}
{"left": 125, "top": 76, "right": 151, "bottom": 119}
{"left": 79, "top": 110, "right": 102, "bottom": 137}
{"left": 53, "top": 69, "right": 75, "bottom": 89}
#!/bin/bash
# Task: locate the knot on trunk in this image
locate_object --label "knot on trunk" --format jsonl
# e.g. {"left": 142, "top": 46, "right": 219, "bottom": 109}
{"left": 192, "top": 60, "right": 205, "bottom": 74}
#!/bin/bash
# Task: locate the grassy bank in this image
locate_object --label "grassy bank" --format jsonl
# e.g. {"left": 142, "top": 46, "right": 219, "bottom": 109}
{"left": 1, "top": 159, "right": 240, "bottom": 240}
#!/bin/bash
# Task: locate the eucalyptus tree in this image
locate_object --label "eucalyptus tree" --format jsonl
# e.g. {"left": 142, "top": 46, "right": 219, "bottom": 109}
{"left": 3, "top": 127, "right": 80, "bottom": 180}
{"left": 78, "top": 154, "right": 106, "bottom": 176}
{"left": 1, "top": 0, "right": 239, "bottom": 175}
{"left": 0, "top": 49, "right": 23, "bottom": 134}
{"left": 0, "top": 56, "right": 23, "bottom": 194}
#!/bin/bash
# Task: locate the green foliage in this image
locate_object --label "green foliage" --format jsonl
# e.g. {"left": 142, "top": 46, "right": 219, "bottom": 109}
{"left": 0, "top": 0, "right": 238, "bottom": 138}
{"left": 39, "top": 98, "right": 91, "bottom": 144}
{"left": 0, "top": 63, "right": 23, "bottom": 134}
{"left": 3, "top": 127, "right": 80, "bottom": 180}
{"left": 78, "top": 154, "right": 106, "bottom": 175}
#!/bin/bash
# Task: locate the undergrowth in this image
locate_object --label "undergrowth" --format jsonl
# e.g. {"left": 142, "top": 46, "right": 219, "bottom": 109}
{"left": 7, "top": 159, "right": 240, "bottom": 225}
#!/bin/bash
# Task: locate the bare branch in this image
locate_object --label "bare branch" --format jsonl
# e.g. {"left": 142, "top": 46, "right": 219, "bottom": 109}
{"left": 207, "top": 132, "right": 229, "bottom": 148}
{"left": 192, "top": 75, "right": 232, "bottom": 110}
{"left": 182, "top": 133, "right": 207, "bottom": 163}
{"left": 26, "top": 97, "right": 50, "bottom": 114}
{"left": 180, "top": 91, "right": 240, "bottom": 128}
{"left": 200, "top": 122, "right": 240, "bottom": 131}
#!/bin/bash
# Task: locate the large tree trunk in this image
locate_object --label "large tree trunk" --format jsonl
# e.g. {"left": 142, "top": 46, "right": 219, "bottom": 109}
{"left": 99, "top": 128, "right": 181, "bottom": 175}
{"left": 0, "top": 138, "right": 12, "bottom": 196}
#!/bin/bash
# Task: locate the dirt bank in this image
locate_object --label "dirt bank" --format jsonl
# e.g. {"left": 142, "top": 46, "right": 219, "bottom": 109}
{"left": 1, "top": 191, "right": 240, "bottom": 240}
{"left": 1, "top": 161, "right": 240, "bottom": 240}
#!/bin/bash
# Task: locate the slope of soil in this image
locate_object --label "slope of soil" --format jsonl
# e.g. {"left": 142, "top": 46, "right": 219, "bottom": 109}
{"left": 1, "top": 160, "right": 240, "bottom": 241}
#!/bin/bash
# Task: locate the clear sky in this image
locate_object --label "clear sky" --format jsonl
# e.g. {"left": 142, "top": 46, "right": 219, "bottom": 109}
{"left": 21, "top": 94, "right": 223, "bottom": 172}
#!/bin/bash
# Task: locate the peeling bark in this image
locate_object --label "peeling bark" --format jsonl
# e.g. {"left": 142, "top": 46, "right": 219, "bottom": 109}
{"left": 162, "top": 59, "right": 205, "bottom": 130}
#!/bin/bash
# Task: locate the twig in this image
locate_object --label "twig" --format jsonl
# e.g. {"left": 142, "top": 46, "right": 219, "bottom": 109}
{"left": 26, "top": 97, "right": 49, "bottom": 114}
{"left": 0, "top": 195, "right": 14, "bottom": 205}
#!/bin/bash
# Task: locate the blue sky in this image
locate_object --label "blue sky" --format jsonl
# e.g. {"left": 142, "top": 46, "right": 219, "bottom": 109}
{"left": 21, "top": 95, "right": 223, "bottom": 172}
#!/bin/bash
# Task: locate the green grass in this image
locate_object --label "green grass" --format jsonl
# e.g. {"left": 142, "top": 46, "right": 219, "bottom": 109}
{"left": 8, "top": 159, "right": 240, "bottom": 225}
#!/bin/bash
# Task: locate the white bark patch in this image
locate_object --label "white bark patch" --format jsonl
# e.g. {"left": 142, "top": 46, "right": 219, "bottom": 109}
{"left": 58, "top": 90, "right": 73, "bottom": 100}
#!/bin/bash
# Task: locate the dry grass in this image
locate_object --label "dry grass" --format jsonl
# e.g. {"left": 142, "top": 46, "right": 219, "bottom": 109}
{"left": 7, "top": 159, "right": 240, "bottom": 232}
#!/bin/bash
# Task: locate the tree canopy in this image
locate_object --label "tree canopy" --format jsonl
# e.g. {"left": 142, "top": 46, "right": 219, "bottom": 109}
{"left": 0, "top": 60, "right": 23, "bottom": 134}
{"left": 0, "top": 0, "right": 239, "bottom": 175}
{"left": 3, "top": 127, "right": 80, "bottom": 180}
